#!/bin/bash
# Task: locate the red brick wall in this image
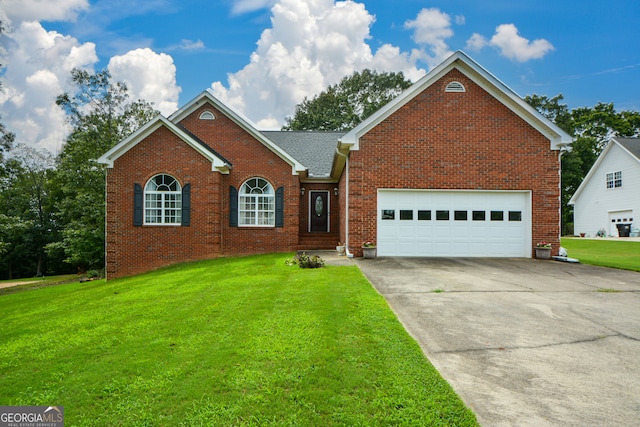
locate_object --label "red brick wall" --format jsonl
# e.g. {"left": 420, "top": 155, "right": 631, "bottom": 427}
{"left": 347, "top": 69, "right": 560, "bottom": 256}
{"left": 106, "top": 104, "right": 300, "bottom": 279}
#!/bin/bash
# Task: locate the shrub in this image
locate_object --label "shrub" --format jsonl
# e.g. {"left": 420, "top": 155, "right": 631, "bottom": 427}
{"left": 285, "top": 252, "right": 325, "bottom": 269}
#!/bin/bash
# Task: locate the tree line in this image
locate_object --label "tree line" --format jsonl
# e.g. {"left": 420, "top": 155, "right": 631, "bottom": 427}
{"left": 1, "top": 67, "right": 638, "bottom": 279}
{"left": 0, "top": 69, "right": 157, "bottom": 279}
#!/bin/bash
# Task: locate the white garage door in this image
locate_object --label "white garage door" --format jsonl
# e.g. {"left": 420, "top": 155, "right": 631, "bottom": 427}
{"left": 377, "top": 190, "right": 531, "bottom": 257}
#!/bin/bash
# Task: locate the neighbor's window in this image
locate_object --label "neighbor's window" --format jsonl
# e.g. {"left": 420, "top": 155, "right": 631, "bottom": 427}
{"left": 144, "top": 174, "right": 182, "bottom": 225}
{"left": 239, "top": 178, "right": 275, "bottom": 226}
{"left": 606, "top": 171, "right": 622, "bottom": 188}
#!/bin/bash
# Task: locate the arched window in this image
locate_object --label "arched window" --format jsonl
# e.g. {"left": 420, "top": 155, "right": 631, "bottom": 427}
{"left": 445, "top": 81, "right": 466, "bottom": 93}
{"left": 239, "top": 177, "right": 275, "bottom": 226}
{"left": 199, "top": 110, "right": 215, "bottom": 120}
{"left": 144, "top": 174, "right": 182, "bottom": 224}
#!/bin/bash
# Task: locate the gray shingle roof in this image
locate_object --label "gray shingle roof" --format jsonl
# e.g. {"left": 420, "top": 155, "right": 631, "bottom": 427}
{"left": 261, "top": 131, "right": 345, "bottom": 178}
{"left": 614, "top": 137, "right": 640, "bottom": 161}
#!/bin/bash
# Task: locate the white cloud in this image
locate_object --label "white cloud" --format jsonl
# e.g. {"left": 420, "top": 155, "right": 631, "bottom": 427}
{"left": 466, "top": 24, "right": 554, "bottom": 62}
{"left": 2, "top": 0, "right": 89, "bottom": 23}
{"left": 404, "top": 8, "right": 454, "bottom": 66}
{"left": 0, "top": 21, "right": 98, "bottom": 153}
{"left": 108, "top": 48, "right": 181, "bottom": 116}
{"left": 231, "top": 0, "right": 278, "bottom": 15}
{"left": 0, "top": 0, "right": 181, "bottom": 152}
{"left": 212, "top": 0, "right": 425, "bottom": 129}
{"left": 178, "top": 39, "right": 205, "bottom": 51}
{"left": 490, "top": 24, "right": 554, "bottom": 62}
{"left": 465, "top": 33, "right": 488, "bottom": 51}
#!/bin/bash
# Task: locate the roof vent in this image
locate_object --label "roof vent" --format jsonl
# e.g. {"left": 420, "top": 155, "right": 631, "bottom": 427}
{"left": 445, "top": 81, "right": 466, "bottom": 93}
{"left": 199, "top": 110, "right": 215, "bottom": 120}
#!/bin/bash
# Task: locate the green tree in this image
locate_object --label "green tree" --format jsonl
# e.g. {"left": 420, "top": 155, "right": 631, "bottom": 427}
{"left": 525, "top": 94, "right": 640, "bottom": 234}
{"left": 283, "top": 69, "right": 412, "bottom": 131}
{"left": 51, "top": 68, "right": 157, "bottom": 271}
{"left": 0, "top": 145, "right": 58, "bottom": 279}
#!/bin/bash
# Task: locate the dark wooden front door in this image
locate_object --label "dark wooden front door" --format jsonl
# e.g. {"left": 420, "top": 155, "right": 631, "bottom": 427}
{"left": 310, "top": 191, "right": 329, "bottom": 232}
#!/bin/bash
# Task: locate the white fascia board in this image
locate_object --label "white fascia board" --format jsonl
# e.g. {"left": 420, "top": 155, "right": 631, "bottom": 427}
{"left": 568, "top": 139, "right": 616, "bottom": 205}
{"left": 97, "top": 115, "right": 231, "bottom": 173}
{"left": 340, "top": 51, "right": 573, "bottom": 152}
{"left": 170, "top": 90, "right": 306, "bottom": 175}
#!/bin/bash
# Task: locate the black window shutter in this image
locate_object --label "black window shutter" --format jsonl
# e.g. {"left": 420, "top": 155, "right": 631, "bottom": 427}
{"left": 229, "top": 186, "right": 238, "bottom": 227}
{"left": 181, "top": 184, "right": 191, "bottom": 226}
{"left": 275, "top": 186, "right": 284, "bottom": 227}
{"left": 133, "top": 183, "right": 143, "bottom": 226}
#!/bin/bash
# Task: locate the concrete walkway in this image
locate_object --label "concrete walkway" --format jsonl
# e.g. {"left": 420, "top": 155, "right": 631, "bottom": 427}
{"left": 355, "top": 257, "right": 640, "bottom": 427}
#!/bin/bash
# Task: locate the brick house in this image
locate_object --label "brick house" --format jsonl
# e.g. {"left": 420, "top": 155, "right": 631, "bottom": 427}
{"left": 98, "top": 51, "right": 572, "bottom": 279}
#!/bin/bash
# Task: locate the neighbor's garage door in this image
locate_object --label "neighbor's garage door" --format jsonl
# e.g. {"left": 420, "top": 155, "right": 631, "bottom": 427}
{"left": 377, "top": 190, "right": 531, "bottom": 257}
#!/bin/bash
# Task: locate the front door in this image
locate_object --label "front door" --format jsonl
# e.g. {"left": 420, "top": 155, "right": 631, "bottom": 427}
{"left": 310, "top": 191, "right": 329, "bottom": 232}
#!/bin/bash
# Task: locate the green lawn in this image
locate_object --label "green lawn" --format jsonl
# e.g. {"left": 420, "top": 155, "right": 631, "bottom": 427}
{"left": 0, "top": 254, "right": 478, "bottom": 426}
{"left": 561, "top": 238, "right": 640, "bottom": 272}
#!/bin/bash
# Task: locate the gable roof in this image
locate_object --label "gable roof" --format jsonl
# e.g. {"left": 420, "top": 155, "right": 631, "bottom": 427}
{"left": 169, "top": 90, "right": 307, "bottom": 176}
{"left": 97, "top": 115, "right": 232, "bottom": 174}
{"left": 615, "top": 137, "right": 640, "bottom": 160}
{"left": 263, "top": 131, "right": 345, "bottom": 179}
{"left": 339, "top": 50, "right": 573, "bottom": 152}
{"left": 568, "top": 137, "right": 640, "bottom": 205}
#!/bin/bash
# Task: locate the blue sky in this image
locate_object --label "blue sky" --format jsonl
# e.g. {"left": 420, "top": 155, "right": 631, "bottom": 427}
{"left": 1, "top": 0, "right": 639, "bottom": 152}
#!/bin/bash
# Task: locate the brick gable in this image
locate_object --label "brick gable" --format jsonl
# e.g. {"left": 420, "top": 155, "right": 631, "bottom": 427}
{"left": 106, "top": 126, "right": 223, "bottom": 278}
{"left": 105, "top": 104, "right": 301, "bottom": 278}
{"left": 347, "top": 69, "right": 560, "bottom": 255}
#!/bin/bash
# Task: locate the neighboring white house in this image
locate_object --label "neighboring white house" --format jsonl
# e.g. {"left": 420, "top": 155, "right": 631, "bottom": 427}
{"left": 569, "top": 137, "right": 640, "bottom": 237}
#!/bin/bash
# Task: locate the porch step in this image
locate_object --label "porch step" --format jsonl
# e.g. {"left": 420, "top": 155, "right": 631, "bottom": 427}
{"left": 298, "top": 233, "right": 340, "bottom": 251}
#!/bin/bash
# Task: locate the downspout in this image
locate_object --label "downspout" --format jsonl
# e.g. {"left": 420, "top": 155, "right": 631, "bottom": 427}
{"left": 558, "top": 145, "right": 569, "bottom": 244}
{"left": 103, "top": 166, "right": 108, "bottom": 280}
{"left": 335, "top": 148, "right": 353, "bottom": 258}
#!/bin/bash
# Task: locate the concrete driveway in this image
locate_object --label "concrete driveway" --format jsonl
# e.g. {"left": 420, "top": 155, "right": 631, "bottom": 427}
{"left": 354, "top": 257, "right": 640, "bottom": 427}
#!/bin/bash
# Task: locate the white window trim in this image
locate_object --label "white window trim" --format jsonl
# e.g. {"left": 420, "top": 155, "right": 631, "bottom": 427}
{"left": 239, "top": 178, "right": 275, "bottom": 227}
{"left": 144, "top": 174, "right": 182, "bottom": 226}
{"left": 606, "top": 171, "right": 622, "bottom": 189}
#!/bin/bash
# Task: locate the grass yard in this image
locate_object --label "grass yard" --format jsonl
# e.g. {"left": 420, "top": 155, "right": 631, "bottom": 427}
{"left": 0, "top": 254, "right": 478, "bottom": 426}
{"left": 561, "top": 238, "right": 640, "bottom": 272}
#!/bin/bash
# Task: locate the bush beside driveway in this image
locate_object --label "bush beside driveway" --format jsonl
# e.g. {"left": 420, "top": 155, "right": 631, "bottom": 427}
{"left": 356, "top": 257, "right": 640, "bottom": 427}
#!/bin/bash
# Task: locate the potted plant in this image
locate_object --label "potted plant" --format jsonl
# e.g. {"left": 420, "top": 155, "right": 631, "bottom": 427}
{"left": 535, "top": 242, "right": 552, "bottom": 260}
{"left": 362, "top": 241, "right": 377, "bottom": 259}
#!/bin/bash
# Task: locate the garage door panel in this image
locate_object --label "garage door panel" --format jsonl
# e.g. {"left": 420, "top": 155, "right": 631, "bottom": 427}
{"left": 377, "top": 190, "right": 531, "bottom": 257}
